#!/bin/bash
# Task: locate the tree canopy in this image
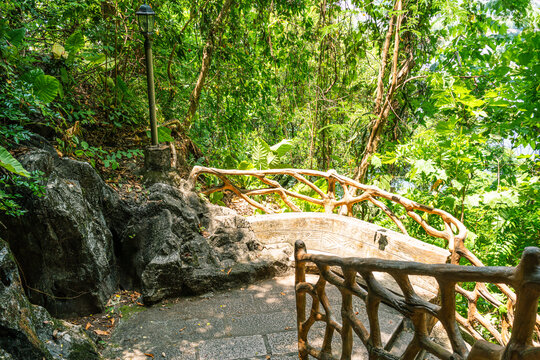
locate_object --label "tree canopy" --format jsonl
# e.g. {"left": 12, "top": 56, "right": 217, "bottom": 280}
{"left": 0, "top": 0, "right": 538, "bottom": 267}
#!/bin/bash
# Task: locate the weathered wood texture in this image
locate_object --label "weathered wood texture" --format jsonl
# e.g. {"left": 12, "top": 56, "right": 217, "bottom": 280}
{"left": 295, "top": 241, "right": 540, "bottom": 360}
{"left": 188, "top": 166, "right": 540, "bottom": 344}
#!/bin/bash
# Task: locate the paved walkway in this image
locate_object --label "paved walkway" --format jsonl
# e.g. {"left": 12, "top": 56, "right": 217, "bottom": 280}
{"left": 104, "top": 274, "right": 410, "bottom": 360}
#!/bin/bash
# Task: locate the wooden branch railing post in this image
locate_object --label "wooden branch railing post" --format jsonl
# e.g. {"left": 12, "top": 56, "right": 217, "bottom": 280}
{"left": 501, "top": 247, "right": 540, "bottom": 360}
{"left": 295, "top": 240, "right": 309, "bottom": 360}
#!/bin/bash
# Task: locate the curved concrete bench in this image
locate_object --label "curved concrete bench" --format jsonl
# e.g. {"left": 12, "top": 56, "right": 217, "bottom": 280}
{"left": 247, "top": 213, "right": 451, "bottom": 297}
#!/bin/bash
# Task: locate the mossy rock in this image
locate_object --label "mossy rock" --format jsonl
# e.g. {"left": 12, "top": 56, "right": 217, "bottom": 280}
{"left": 68, "top": 341, "right": 100, "bottom": 360}
{"left": 119, "top": 305, "right": 146, "bottom": 320}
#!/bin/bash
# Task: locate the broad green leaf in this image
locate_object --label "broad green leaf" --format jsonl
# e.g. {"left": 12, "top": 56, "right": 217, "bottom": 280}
{"left": 269, "top": 139, "right": 293, "bottom": 157}
{"left": 7, "top": 28, "right": 25, "bottom": 47}
{"left": 412, "top": 159, "right": 437, "bottom": 177}
{"left": 489, "top": 99, "right": 509, "bottom": 107}
{"left": 209, "top": 192, "right": 225, "bottom": 206}
{"left": 456, "top": 95, "right": 485, "bottom": 108}
{"left": 381, "top": 153, "right": 397, "bottom": 164}
{"left": 22, "top": 68, "right": 44, "bottom": 83}
{"left": 33, "top": 74, "right": 60, "bottom": 103}
{"left": 371, "top": 155, "right": 382, "bottom": 168}
{"left": 452, "top": 85, "right": 470, "bottom": 95}
{"left": 451, "top": 179, "right": 463, "bottom": 190}
{"left": 252, "top": 138, "right": 271, "bottom": 170}
{"left": 158, "top": 126, "right": 174, "bottom": 142}
{"left": 65, "top": 31, "right": 85, "bottom": 54}
{"left": 0, "top": 146, "right": 30, "bottom": 177}
{"left": 435, "top": 120, "right": 457, "bottom": 134}
{"left": 373, "top": 174, "right": 391, "bottom": 191}
{"left": 83, "top": 53, "right": 106, "bottom": 65}
{"left": 52, "top": 43, "right": 67, "bottom": 59}
{"left": 145, "top": 127, "right": 174, "bottom": 142}
{"left": 434, "top": 95, "right": 456, "bottom": 109}
{"left": 267, "top": 152, "right": 279, "bottom": 168}
{"left": 237, "top": 161, "right": 254, "bottom": 170}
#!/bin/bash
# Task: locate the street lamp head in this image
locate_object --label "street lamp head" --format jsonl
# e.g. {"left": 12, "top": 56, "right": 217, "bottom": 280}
{"left": 136, "top": 3, "right": 156, "bottom": 35}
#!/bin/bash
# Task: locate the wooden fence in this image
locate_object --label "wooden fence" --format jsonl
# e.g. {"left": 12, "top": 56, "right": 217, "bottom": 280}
{"left": 295, "top": 240, "right": 540, "bottom": 359}
{"left": 189, "top": 166, "right": 540, "bottom": 346}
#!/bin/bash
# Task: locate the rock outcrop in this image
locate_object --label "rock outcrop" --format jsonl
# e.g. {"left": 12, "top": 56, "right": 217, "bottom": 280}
{"left": 119, "top": 183, "right": 290, "bottom": 303}
{"left": 1, "top": 145, "right": 118, "bottom": 318}
{"left": 0, "top": 136, "right": 291, "bottom": 319}
{"left": 0, "top": 239, "right": 99, "bottom": 360}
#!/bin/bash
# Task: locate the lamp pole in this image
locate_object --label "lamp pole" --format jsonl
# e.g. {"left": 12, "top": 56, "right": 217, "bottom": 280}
{"left": 144, "top": 33, "right": 158, "bottom": 145}
{"left": 136, "top": 3, "right": 158, "bottom": 146}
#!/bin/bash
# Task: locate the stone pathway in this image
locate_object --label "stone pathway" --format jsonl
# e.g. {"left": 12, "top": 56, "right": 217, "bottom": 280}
{"left": 104, "top": 274, "right": 410, "bottom": 360}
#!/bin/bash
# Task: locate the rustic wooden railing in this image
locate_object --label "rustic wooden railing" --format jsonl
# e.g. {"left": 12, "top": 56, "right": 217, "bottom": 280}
{"left": 189, "top": 167, "right": 540, "bottom": 345}
{"left": 295, "top": 240, "right": 540, "bottom": 360}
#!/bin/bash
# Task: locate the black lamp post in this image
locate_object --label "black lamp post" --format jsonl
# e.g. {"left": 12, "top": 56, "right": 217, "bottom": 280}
{"left": 136, "top": 3, "right": 158, "bottom": 146}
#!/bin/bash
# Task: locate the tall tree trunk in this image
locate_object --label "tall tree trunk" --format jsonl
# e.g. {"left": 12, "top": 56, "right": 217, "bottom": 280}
{"left": 309, "top": 0, "right": 328, "bottom": 168}
{"left": 353, "top": 0, "right": 408, "bottom": 183}
{"left": 167, "top": 0, "right": 212, "bottom": 102}
{"left": 184, "top": 0, "right": 235, "bottom": 129}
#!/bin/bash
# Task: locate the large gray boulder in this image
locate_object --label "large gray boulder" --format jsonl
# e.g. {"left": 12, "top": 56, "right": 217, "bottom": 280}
{"left": 1, "top": 138, "right": 291, "bottom": 317}
{"left": 0, "top": 146, "right": 118, "bottom": 317}
{"left": 118, "top": 183, "right": 290, "bottom": 303}
{"left": 0, "top": 239, "right": 99, "bottom": 360}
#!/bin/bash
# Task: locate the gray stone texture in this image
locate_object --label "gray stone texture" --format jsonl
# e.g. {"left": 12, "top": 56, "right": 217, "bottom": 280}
{"left": 248, "top": 212, "right": 451, "bottom": 297}
{"left": 0, "top": 146, "right": 118, "bottom": 317}
{"left": 199, "top": 336, "right": 267, "bottom": 360}
{"left": 0, "top": 239, "right": 99, "bottom": 360}
{"left": 0, "top": 139, "right": 292, "bottom": 318}
{"left": 122, "top": 182, "right": 291, "bottom": 304}
{"left": 105, "top": 275, "right": 417, "bottom": 360}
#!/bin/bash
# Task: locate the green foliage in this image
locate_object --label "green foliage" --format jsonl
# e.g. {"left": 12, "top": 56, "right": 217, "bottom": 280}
{"left": 243, "top": 138, "right": 293, "bottom": 171}
{"left": 374, "top": 118, "right": 539, "bottom": 266}
{"left": 64, "top": 136, "right": 143, "bottom": 171}
{"left": 0, "top": 170, "right": 45, "bottom": 217}
{"left": 32, "top": 74, "right": 61, "bottom": 104}
{"left": 146, "top": 127, "right": 174, "bottom": 143}
{"left": 0, "top": 146, "right": 30, "bottom": 177}
{"left": 0, "top": 143, "right": 44, "bottom": 216}
{"left": 0, "top": 0, "right": 537, "bottom": 271}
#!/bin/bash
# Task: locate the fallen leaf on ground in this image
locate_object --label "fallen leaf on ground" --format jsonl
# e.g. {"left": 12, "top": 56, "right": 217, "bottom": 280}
{"left": 136, "top": 302, "right": 144, "bottom": 306}
{"left": 280, "top": 292, "right": 286, "bottom": 296}
{"left": 227, "top": 268, "right": 232, "bottom": 275}
{"left": 94, "top": 329, "right": 110, "bottom": 336}
{"left": 110, "top": 318, "right": 115, "bottom": 325}
{"left": 85, "top": 322, "right": 92, "bottom": 330}
{"left": 144, "top": 353, "right": 154, "bottom": 358}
